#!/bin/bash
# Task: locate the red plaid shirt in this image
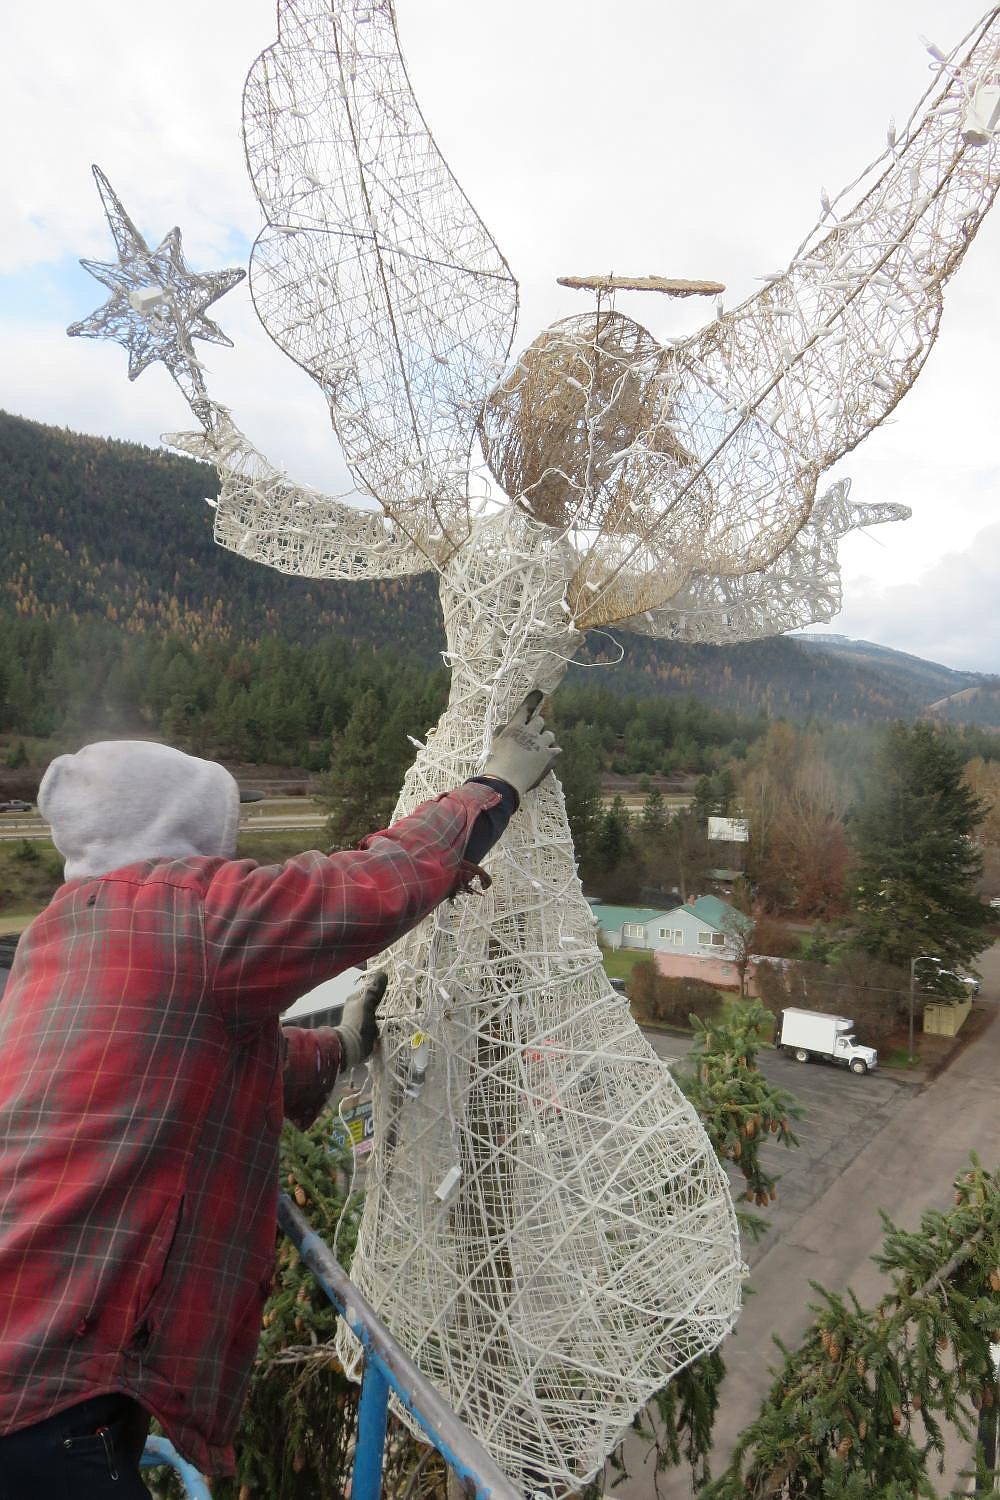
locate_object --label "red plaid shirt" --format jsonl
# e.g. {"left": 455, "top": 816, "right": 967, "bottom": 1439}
{"left": 0, "top": 782, "right": 498, "bottom": 1474}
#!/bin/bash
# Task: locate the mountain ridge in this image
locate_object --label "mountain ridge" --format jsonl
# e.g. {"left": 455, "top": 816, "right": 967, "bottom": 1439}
{"left": 2, "top": 408, "right": 995, "bottom": 726}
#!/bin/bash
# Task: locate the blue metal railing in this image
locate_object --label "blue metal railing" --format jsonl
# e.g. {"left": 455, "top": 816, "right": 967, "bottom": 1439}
{"left": 139, "top": 1192, "right": 521, "bottom": 1500}
{"left": 140, "top": 1433, "right": 213, "bottom": 1498}
{"left": 277, "top": 1192, "right": 522, "bottom": 1500}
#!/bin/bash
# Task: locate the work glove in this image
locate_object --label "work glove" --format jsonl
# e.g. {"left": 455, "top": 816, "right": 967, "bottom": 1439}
{"left": 480, "top": 689, "right": 561, "bottom": 802}
{"left": 335, "top": 969, "right": 388, "bottom": 1068}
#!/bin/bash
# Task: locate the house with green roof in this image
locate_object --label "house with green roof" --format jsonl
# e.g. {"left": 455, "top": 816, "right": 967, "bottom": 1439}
{"left": 590, "top": 895, "right": 750, "bottom": 960}
{"left": 588, "top": 905, "right": 676, "bottom": 951}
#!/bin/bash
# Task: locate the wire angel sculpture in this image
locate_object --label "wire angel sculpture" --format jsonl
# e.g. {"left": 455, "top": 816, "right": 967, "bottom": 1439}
{"left": 69, "top": 3, "right": 1000, "bottom": 1491}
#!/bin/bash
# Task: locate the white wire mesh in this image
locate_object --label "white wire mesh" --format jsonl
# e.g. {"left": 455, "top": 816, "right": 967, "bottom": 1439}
{"left": 65, "top": 2, "right": 1000, "bottom": 1491}
{"left": 481, "top": 10, "right": 1000, "bottom": 632}
{"left": 331, "top": 504, "right": 743, "bottom": 1494}
{"left": 67, "top": 167, "right": 245, "bottom": 433}
{"left": 232, "top": 1, "right": 1000, "bottom": 640}
{"left": 623, "top": 479, "right": 911, "bottom": 645}
{"left": 242, "top": 0, "right": 518, "bottom": 548}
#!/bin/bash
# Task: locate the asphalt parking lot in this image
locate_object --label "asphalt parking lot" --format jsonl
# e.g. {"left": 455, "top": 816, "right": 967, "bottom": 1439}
{"left": 642, "top": 1027, "right": 911, "bottom": 1264}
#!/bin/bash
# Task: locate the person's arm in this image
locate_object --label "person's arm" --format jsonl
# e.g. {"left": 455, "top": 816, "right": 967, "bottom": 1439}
{"left": 203, "top": 692, "right": 560, "bottom": 1030}
{"left": 281, "top": 972, "right": 386, "bottom": 1129}
{"left": 281, "top": 1026, "right": 343, "bottom": 1131}
{"left": 464, "top": 690, "right": 559, "bottom": 864}
{"left": 203, "top": 781, "right": 500, "bottom": 1028}
{"left": 463, "top": 776, "right": 518, "bottom": 866}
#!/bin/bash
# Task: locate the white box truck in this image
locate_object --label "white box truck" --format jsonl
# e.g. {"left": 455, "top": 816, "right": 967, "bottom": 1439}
{"left": 778, "top": 1008, "right": 877, "bottom": 1074}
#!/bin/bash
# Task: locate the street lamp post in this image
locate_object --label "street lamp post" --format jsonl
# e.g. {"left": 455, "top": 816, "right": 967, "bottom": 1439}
{"left": 908, "top": 954, "right": 938, "bottom": 1063}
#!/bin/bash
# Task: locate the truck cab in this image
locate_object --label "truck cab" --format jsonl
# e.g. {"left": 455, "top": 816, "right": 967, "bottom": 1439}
{"left": 830, "top": 1029, "right": 874, "bottom": 1072}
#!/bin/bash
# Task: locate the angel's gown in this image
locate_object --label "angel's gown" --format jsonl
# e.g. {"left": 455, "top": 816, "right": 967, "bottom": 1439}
{"left": 200, "top": 451, "right": 743, "bottom": 1492}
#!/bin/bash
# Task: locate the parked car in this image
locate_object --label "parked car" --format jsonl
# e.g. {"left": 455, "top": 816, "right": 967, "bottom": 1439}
{"left": 919, "top": 959, "right": 980, "bottom": 996}
{"left": 0, "top": 933, "right": 20, "bottom": 1000}
{"left": 0, "top": 799, "right": 31, "bottom": 813}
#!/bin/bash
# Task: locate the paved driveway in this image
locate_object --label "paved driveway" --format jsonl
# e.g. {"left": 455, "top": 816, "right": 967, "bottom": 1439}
{"left": 627, "top": 951, "right": 1000, "bottom": 1498}
{"left": 641, "top": 1026, "right": 911, "bottom": 1265}
{"left": 743, "top": 1050, "right": 909, "bottom": 1262}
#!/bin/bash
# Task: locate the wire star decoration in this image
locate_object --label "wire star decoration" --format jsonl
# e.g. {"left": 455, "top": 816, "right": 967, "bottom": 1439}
{"left": 67, "top": 166, "right": 245, "bottom": 425}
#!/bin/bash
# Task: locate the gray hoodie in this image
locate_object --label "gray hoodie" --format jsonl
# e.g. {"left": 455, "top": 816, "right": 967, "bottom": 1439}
{"left": 38, "top": 740, "right": 240, "bottom": 881}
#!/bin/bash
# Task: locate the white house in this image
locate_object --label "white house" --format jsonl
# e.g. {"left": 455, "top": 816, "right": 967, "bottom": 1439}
{"left": 281, "top": 966, "right": 365, "bottom": 1027}
{"left": 589, "top": 905, "right": 675, "bottom": 952}
{"left": 667, "top": 896, "right": 751, "bottom": 959}
{"left": 590, "top": 896, "right": 750, "bottom": 958}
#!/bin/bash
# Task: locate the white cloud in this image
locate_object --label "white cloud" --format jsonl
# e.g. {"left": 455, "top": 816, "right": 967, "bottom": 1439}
{"left": 805, "top": 521, "right": 1000, "bottom": 672}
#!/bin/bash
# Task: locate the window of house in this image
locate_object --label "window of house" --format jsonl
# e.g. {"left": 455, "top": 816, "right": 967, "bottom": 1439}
{"left": 697, "top": 930, "right": 712, "bottom": 946}
{"left": 671, "top": 930, "right": 683, "bottom": 944}
{"left": 711, "top": 932, "right": 726, "bottom": 947}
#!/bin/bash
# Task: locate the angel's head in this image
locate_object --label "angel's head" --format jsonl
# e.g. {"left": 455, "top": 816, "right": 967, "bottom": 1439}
{"left": 479, "top": 311, "right": 692, "bottom": 537}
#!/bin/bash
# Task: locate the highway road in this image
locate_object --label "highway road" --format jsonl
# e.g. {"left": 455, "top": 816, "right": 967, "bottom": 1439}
{"left": 0, "top": 802, "right": 328, "bottom": 841}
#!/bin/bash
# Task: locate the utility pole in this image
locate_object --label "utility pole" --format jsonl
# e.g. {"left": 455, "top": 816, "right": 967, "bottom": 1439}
{"left": 908, "top": 954, "right": 936, "bottom": 1063}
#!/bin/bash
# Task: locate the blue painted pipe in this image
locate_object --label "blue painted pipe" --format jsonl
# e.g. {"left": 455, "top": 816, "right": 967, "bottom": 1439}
{"left": 140, "top": 1433, "right": 213, "bottom": 1500}
{"left": 277, "top": 1192, "right": 520, "bottom": 1500}
{"left": 354, "top": 1358, "right": 391, "bottom": 1500}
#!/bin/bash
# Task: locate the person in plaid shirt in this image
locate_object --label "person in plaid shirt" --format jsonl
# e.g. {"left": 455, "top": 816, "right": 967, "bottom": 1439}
{"left": 0, "top": 692, "right": 558, "bottom": 1498}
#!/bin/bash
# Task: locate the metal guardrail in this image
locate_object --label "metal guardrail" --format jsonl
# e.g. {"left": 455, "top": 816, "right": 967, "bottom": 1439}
{"left": 134, "top": 1198, "right": 523, "bottom": 1500}
{"left": 140, "top": 1433, "right": 213, "bottom": 1498}
{"left": 277, "top": 1192, "right": 523, "bottom": 1500}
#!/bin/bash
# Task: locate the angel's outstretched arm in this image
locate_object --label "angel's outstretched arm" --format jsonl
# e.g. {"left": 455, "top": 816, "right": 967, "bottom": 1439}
{"left": 167, "top": 410, "right": 432, "bottom": 580}
{"left": 241, "top": 0, "right": 518, "bottom": 542}
{"left": 574, "top": 12, "right": 999, "bottom": 621}
{"left": 677, "top": 12, "right": 1000, "bottom": 481}
{"left": 622, "top": 482, "right": 908, "bottom": 645}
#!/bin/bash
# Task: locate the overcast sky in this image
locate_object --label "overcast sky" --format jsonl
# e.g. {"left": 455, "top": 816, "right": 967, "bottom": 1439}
{"left": 3, "top": 1, "right": 998, "bottom": 672}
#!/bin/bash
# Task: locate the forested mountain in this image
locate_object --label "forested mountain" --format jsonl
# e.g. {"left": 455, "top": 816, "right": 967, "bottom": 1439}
{"left": 0, "top": 409, "right": 444, "bottom": 658}
{"left": 2, "top": 409, "right": 994, "bottom": 725}
{"left": 794, "top": 634, "right": 987, "bottom": 703}
{"left": 926, "top": 680, "right": 1000, "bottom": 727}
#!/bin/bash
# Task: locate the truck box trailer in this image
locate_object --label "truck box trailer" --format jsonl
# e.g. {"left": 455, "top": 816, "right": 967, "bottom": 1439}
{"left": 778, "top": 1008, "right": 877, "bottom": 1074}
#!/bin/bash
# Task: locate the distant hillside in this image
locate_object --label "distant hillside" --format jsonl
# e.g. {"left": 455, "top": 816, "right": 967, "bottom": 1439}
{"left": 0, "top": 408, "right": 444, "bottom": 659}
{"left": 569, "top": 629, "right": 920, "bottom": 720}
{"left": 796, "top": 634, "right": 1000, "bottom": 727}
{"left": 2, "top": 409, "right": 991, "bottom": 724}
{"left": 795, "top": 634, "right": 983, "bottom": 701}
{"left": 925, "top": 680, "right": 1000, "bottom": 727}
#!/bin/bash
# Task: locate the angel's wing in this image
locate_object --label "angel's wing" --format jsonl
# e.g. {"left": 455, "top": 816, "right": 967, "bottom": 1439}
{"left": 568, "top": 9, "right": 1000, "bottom": 627}
{"left": 167, "top": 411, "right": 433, "bottom": 580}
{"left": 676, "top": 9, "right": 1000, "bottom": 470}
{"left": 242, "top": 0, "right": 518, "bottom": 548}
{"left": 621, "top": 481, "right": 908, "bottom": 644}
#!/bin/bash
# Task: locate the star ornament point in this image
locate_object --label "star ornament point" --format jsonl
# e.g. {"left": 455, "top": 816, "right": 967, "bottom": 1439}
{"left": 67, "top": 166, "right": 246, "bottom": 387}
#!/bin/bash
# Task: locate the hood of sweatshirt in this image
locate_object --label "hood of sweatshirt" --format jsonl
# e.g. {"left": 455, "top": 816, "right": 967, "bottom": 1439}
{"left": 38, "top": 740, "right": 241, "bottom": 881}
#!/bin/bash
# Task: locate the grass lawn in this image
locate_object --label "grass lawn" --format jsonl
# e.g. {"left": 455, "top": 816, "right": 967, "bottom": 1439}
{"left": 0, "top": 838, "right": 64, "bottom": 928}
{"left": 882, "top": 1047, "right": 922, "bottom": 1070}
{"left": 0, "top": 910, "right": 43, "bottom": 935}
{"left": 238, "top": 828, "right": 328, "bottom": 863}
{"left": 0, "top": 831, "right": 324, "bottom": 937}
{"left": 600, "top": 948, "right": 653, "bottom": 982}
